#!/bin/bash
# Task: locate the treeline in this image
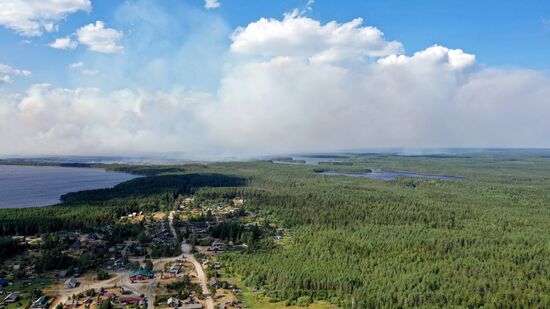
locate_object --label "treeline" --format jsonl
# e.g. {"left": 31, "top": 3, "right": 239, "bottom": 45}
{"left": 61, "top": 174, "right": 246, "bottom": 203}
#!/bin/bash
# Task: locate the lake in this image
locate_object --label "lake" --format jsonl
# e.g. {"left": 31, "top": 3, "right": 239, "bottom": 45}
{"left": 0, "top": 165, "right": 138, "bottom": 208}
{"left": 273, "top": 156, "right": 461, "bottom": 180}
{"left": 320, "top": 168, "right": 462, "bottom": 181}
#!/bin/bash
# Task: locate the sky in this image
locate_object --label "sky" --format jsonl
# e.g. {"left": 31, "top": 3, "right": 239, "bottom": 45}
{"left": 0, "top": 0, "right": 550, "bottom": 156}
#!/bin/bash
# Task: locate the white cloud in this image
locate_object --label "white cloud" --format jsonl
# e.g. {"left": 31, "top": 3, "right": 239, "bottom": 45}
{"left": 231, "top": 11, "right": 403, "bottom": 63}
{"left": 0, "top": 84, "right": 210, "bottom": 154}
{"left": 0, "top": 0, "right": 91, "bottom": 36}
{"left": 0, "top": 63, "right": 31, "bottom": 85}
{"left": 4, "top": 55, "right": 550, "bottom": 155}
{"left": 49, "top": 37, "right": 78, "bottom": 49}
{"left": 306, "top": 0, "right": 315, "bottom": 11}
{"left": 0, "top": 63, "right": 32, "bottom": 77}
{"left": 69, "top": 62, "right": 84, "bottom": 69}
{"left": 204, "top": 0, "right": 220, "bottom": 9}
{"left": 378, "top": 45, "right": 476, "bottom": 69}
{"left": 76, "top": 21, "right": 123, "bottom": 53}
{"left": 0, "top": 75, "right": 13, "bottom": 84}
{"left": 68, "top": 62, "right": 98, "bottom": 75}
{"left": 2, "top": 14, "right": 550, "bottom": 155}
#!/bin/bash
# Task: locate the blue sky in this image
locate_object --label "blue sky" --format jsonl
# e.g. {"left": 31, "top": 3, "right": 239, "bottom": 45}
{"left": 1, "top": 0, "right": 549, "bottom": 91}
{"left": 1, "top": 0, "right": 550, "bottom": 155}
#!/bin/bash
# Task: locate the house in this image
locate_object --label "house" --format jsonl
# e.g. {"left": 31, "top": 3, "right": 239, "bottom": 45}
{"left": 3, "top": 293, "right": 18, "bottom": 303}
{"left": 167, "top": 297, "right": 179, "bottom": 307}
{"left": 120, "top": 297, "right": 146, "bottom": 306}
{"left": 25, "top": 266, "right": 35, "bottom": 276}
{"left": 114, "top": 259, "right": 124, "bottom": 268}
{"left": 69, "top": 241, "right": 82, "bottom": 250}
{"left": 58, "top": 233, "right": 80, "bottom": 239}
{"left": 208, "top": 279, "right": 221, "bottom": 289}
{"left": 129, "top": 269, "right": 153, "bottom": 282}
{"left": 207, "top": 240, "right": 225, "bottom": 252}
{"left": 225, "top": 300, "right": 240, "bottom": 307}
{"left": 169, "top": 265, "right": 181, "bottom": 274}
{"left": 0, "top": 278, "right": 9, "bottom": 287}
{"left": 57, "top": 270, "right": 68, "bottom": 278}
{"left": 31, "top": 296, "right": 49, "bottom": 309}
{"left": 64, "top": 276, "right": 78, "bottom": 289}
{"left": 182, "top": 297, "right": 195, "bottom": 304}
{"left": 64, "top": 299, "right": 78, "bottom": 308}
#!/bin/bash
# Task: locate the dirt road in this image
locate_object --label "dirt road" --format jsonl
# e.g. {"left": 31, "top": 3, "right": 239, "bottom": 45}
{"left": 169, "top": 211, "right": 214, "bottom": 309}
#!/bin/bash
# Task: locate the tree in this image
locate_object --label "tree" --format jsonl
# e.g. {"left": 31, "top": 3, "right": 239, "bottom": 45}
{"left": 100, "top": 297, "right": 113, "bottom": 309}
{"left": 137, "top": 231, "right": 150, "bottom": 244}
{"left": 30, "top": 288, "right": 43, "bottom": 300}
{"left": 144, "top": 260, "right": 153, "bottom": 272}
{"left": 97, "top": 270, "right": 110, "bottom": 280}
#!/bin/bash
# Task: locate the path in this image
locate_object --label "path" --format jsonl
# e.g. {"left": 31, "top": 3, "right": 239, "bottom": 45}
{"left": 169, "top": 211, "right": 214, "bottom": 309}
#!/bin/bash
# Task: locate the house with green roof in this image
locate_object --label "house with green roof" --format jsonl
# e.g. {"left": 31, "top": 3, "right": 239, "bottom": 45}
{"left": 129, "top": 269, "right": 153, "bottom": 282}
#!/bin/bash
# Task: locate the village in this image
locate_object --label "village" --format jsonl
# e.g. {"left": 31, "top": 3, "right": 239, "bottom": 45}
{"left": 0, "top": 197, "right": 284, "bottom": 309}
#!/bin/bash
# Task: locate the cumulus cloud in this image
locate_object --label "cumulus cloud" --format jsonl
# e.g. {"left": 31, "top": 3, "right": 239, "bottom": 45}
{"left": 0, "top": 0, "right": 91, "bottom": 36}
{"left": 76, "top": 21, "right": 123, "bottom": 53}
{"left": 204, "top": 0, "right": 220, "bottom": 9}
{"left": 378, "top": 45, "right": 476, "bottom": 69}
{"left": 2, "top": 12, "right": 550, "bottom": 156}
{"left": 68, "top": 62, "right": 98, "bottom": 75}
{"left": 0, "top": 84, "right": 211, "bottom": 154}
{"left": 0, "top": 63, "right": 31, "bottom": 85}
{"left": 231, "top": 11, "right": 403, "bottom": 63}
{"left": 0, "top": 63, "right": 32, "bottom": 77}
{"left": 49, "top": 37, "right": 78, "bottom": 49}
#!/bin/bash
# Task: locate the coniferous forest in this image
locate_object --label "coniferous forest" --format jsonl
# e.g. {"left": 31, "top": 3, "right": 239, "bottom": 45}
{"left": 2, "top": 151, "right": 550, "bottom": 307}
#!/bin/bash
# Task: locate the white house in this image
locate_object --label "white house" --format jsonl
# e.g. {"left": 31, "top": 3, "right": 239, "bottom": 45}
{"left": 64, "top": 277, "right": 78, "bottom": 289}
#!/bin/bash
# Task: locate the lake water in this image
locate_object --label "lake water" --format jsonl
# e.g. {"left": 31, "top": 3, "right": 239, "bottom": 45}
{"left": 0, "top": 165, "right": 138, "bottom": 208}
{"left": 272, "top": 155, "right": 351, "bottom": 165}
{"left": 321, "top": 168, "right": 462, "bottom": 181}
{"left": 273, "top": 156, "right": 461, "bottom": 181}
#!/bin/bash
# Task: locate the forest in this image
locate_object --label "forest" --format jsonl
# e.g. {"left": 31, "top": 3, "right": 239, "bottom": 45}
{"left": 2, "top": 151, "right": 550, "bottom": 307}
